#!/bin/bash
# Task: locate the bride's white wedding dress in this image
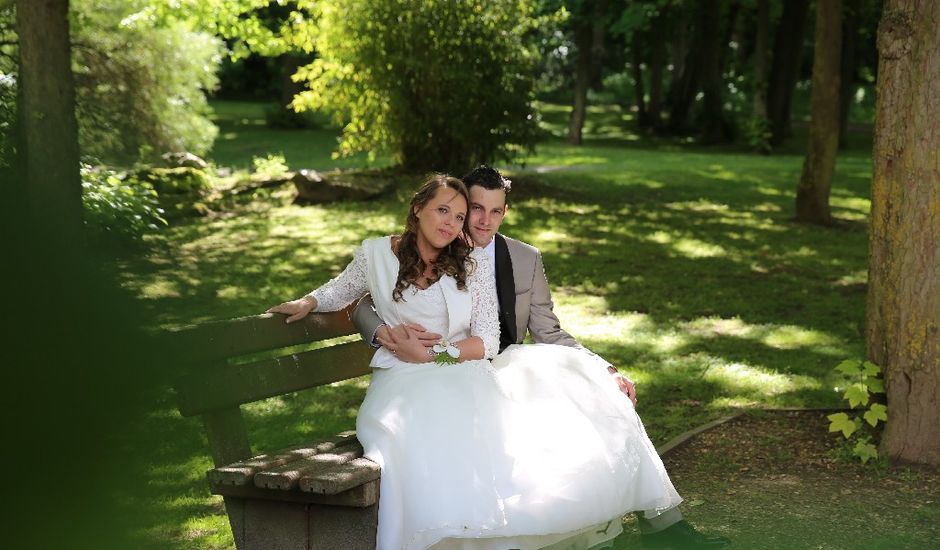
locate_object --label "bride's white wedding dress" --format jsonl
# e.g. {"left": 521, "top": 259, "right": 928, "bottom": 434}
{"left": 311, "top": 237, "right": 682, "bottom": 550}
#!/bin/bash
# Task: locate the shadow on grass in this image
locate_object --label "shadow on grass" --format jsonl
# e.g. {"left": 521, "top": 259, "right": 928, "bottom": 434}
{"left": 116, "top": 106, "right": 873, "bottom": 549}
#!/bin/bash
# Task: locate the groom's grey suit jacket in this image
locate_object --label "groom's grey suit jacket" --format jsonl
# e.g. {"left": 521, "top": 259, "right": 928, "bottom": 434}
{"left": 353, "top": 233, "right": 592, "bottom": 355}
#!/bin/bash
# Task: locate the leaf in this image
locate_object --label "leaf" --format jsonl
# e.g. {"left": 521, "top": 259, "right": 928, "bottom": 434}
{"left": 861, "top": 361, "right": 881, "bottom": 378}
{"left": 853, "top": 440, "right": 879, "bottom": 464}
{"left": 844, "top": 383, "right": 870, "bottom": 408}
{"left": 867, "top": 378, "right": 886, "bottom": 394}
{"left": 834, "top": 359, "right": 861, "bottom": 376}
{"left": 827, "top": 412, "right": 857, "bottom": 438}
{"left": 864, "top": 403, "right": 888, "bottom": 427}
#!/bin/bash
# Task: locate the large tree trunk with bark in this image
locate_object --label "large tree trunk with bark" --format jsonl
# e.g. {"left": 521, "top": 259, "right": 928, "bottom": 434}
{"left": 867, "top": 1, "right": 940, "bottom": 466}
{"left": 767, "top": 0, "right": 811, "bottom": 146}
{"left": 15, "top": 0, "right": 82, "bottom": 247}
{"left": 839, "top": 0, "right": 861, "bottom": 149}
{"left": 795, "top": 0, "right": 841, "bottom": 224}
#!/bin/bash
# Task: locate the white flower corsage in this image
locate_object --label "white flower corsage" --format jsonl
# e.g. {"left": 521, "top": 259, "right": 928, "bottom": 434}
{"left": 431, "top": 340, "right": 460, "bottom": 365}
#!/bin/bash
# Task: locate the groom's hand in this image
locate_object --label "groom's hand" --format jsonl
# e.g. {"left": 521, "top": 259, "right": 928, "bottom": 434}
{"left": 376, "top": 323, "right": 442, "bottom": 348}
{"left": 608, "top": 366, "right": 637, "bottom": 406}
{"left": 377, "top": 324, "right": 442, "bottom": 363}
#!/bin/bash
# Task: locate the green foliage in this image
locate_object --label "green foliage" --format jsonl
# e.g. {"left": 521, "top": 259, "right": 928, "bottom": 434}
{"left": 0, "top": 73, "right": 14, "bottom": 168}
{"left": 81, "top": 163, "right": 167, "bottom": 242}
{"left": 742, "top": 115, "right": 772, "bottom": 154}
{"left": 145, "top": 0, "right": 318, "bottom": 59}
{"left": 252, "top": 153, "right": 290, "bottom": 179}
{"left": 294, "top": 0, "right": 542, "bottom": 172}
{"left": 69, "top": 0, "right": 223, "bottom": 164}
{"left": 136, "top": 166, "right": 213, "bottom": 219}
{"left": 827, "top": 359, "right": 887, "bottom": 464}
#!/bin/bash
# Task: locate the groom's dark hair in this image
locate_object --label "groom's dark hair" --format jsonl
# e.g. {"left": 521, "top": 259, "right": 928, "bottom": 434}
{"left": 462, "top": 165, "right": 511, "bottom": 196}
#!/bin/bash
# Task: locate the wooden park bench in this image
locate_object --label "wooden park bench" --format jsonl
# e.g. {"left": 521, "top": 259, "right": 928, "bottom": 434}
{"left": 170, "top": 305, "right": 380, "bottom": 549}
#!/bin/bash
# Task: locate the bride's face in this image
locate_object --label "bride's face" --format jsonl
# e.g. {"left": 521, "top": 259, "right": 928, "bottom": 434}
{"left": 414, "top": 187, "right": 468, "bottom": 250}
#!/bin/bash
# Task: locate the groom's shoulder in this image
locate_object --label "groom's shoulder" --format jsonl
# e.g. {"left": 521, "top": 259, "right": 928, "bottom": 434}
{"left": 500, "top": 234, "right": 540, "bottom": 258}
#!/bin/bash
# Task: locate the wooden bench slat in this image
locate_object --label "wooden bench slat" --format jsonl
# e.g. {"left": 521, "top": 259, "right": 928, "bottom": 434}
{"left": 300, "top": 458, "right": 381, "bottom": 495}
{"left": 175, "top": 341, "right": 373, "bottom": 417}
{"left": 208, "top": 432, "right": 358, "bottom": 487}
{"left": 210, "top": 477, "right": 380, "bottom": 508}
{"left": 253, "top": 444, "right": 364, "bottom": 490}
{"left": 163, "top": 306, "right": 358, "bottom": 364}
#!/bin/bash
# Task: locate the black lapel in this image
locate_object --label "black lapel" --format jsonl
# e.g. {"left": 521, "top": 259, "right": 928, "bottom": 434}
{"left": 494, "top": 234, "right": 517, "bottom": 350}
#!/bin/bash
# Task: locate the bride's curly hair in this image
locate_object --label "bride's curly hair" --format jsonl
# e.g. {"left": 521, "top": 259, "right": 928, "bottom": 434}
{"left": 393, "top": 174, "right": 473, "bottom": 301}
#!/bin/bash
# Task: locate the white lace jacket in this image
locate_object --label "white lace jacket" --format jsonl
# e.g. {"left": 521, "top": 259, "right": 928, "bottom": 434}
{"left": 309, "top": 237, "right": 500, "bottom": 363}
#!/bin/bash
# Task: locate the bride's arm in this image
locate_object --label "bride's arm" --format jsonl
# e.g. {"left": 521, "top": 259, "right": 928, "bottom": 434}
{"left": 267, "top": 245, "right": 370, "bottom": 323}
{"left": 464, "top": 248, "right": 500, "bottom": 360}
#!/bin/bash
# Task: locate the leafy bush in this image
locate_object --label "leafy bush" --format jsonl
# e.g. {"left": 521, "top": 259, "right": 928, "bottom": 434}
{"left": 82, "top": 164, "right": 167, "bottom": 242}
{"left": 0, "top": 73, "right": 14, "bottom": 168}
{"left": 0, "top": 2, "right": 222, "bottom": 166}
{"left": 742, "top": 115, "right": 772, "bottom": 154}
{"left": 135, "top": 167, "right": 213, "bottom": 219}
{"left": 293, "top": 0, "right": 542, "bottom": 172}
{"left": 827, "top": 359, "right": 888, "bottom": 464}
{"left": 252, "top": 153, "right": 290, "bottom": 179}
{"left": 69, "top": 1, "right": 223, "bottom": 164}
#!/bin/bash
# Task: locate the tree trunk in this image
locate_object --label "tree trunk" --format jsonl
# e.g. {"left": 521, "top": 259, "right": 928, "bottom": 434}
{"left": 839, "top": 0, "right": 861, "bottom": 149}
{"left": 795, "top": 0, "right": 841, "bottom": 224}
{"left": 700, "top": 0, "right": 731, "bottom": 143}
{"left": 647, "top": 15, "right": 667, "bottom": 127}
{"left": 631, "top": 33, "right": 648, "bottom": 128}
{"left": 15, "top": 0, "right": 83, "bottom": 248}
{"left": 767, "top": 0, "right": 811, "bottom": 146}
{"left": 567, "top": 0, "right": 608, "bottom": 145}
{"left": 567, "top": 19, "right": 592, "bottom": 145}
{"left": 667, "top": 7, "right": 704, "bottom": 134}
{"left": 752, "top": 0, "right": 770, "bottom": 119}
{"left": 868, "top": 1, "right": 940, "bottom": 466}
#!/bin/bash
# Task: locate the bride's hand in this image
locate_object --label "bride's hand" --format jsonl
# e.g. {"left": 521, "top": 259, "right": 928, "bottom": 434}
{"left": 608, "top": 367, "right": 637, "bottom": 406}
{"left": 266, "top": 296, "right": 317, "bottom": 323}
{"left": 377, "top": 324, "right": 436, "bottom": 363}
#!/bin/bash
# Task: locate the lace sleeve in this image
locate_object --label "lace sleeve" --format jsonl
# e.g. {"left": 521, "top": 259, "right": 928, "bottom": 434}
{"left": 468, "top": 248, "right": 500, "bottom": 359}
{"left": 308, "top": 245, "right": 370, "bottom": 312}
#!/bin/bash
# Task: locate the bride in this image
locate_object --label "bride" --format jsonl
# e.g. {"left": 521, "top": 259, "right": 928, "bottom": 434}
{"left": 268, "top": 175, "right": 694, "bottom": 550}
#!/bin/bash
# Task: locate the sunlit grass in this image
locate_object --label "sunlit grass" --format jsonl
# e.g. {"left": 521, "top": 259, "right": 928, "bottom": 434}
{"left": 116, "top": 100, "right": 874, "bottom": 549}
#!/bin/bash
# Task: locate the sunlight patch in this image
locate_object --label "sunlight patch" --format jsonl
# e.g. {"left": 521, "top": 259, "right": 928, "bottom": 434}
{"left": 216, "top": 285, "right": 240, "bottom": 299}
{"left": 705, "top": 362, "right": 796, "bottom": 395}
{"left": 536, "top": 229, "right": 571, "bottom": 242}
{"left": 141, "top": 278, "right": 181, "bottom": 299}
{"left": 762, "top": 326, "right": 837, "bottom": 350}
{"left": 834, "top": 270, "right": 867, "bottom": 286}
{"left": 673, "top": 238, "right": 727, "bottom": 258}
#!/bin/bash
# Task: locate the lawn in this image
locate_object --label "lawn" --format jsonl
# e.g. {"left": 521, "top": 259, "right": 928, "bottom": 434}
{"left": 118, "top": 100, "right": 879, "bottom": 549}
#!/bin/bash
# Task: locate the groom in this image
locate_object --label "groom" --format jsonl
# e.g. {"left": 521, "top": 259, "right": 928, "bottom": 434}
{"left": 353, "top": 166, "right": 729, "bottom": 549}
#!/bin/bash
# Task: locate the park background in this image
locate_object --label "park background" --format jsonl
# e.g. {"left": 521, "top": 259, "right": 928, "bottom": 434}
{"left": 1, "top": 1, "right": 937, "bottom": 549}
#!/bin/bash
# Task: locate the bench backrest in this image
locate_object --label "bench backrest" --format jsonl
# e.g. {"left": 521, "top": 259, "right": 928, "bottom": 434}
{"left": 169, "top": 306, "right": 372, "bottom": 467}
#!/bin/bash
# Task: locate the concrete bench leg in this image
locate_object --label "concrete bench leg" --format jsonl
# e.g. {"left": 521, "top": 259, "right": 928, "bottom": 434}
{"left": 229, "top": 499, "right": 378, "bottom": 550}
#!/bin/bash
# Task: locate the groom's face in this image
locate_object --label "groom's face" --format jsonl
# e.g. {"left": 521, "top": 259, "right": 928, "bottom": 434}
{"left": 468, "top": 186, "right": 508, "bottom": 247}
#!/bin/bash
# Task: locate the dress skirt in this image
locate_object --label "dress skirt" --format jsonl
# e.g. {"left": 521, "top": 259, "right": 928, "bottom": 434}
{"left": 355, "top": 344, "right": 683, "bottom": 550}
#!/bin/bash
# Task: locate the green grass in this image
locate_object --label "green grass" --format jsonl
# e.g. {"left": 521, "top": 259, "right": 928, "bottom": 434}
{"left": 206, "top": 100, "right": 392, "bottom": 170}
{"left": 118, "top": 100, "right": 874, "bottom": 549}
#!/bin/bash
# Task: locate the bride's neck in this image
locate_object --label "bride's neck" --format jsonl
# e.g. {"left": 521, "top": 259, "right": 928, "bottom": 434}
{"left": 414, "top": 232, "right": 440, "bottom": 266}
